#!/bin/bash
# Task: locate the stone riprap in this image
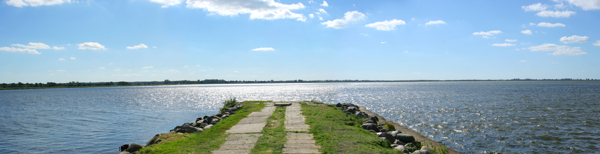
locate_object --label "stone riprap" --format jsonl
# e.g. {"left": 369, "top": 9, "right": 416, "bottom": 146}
{"left": 283, "top": 103, "right": 320, "bottom": 154}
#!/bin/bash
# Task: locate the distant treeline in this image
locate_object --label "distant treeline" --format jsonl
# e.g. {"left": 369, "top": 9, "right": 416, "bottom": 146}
{"left": 1, "top": 78, "right": 598, "bottom": 90}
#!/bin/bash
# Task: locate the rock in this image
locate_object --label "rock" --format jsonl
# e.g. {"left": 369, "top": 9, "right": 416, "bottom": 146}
{"left": 394, "top": 145, "right": 410, "bottom": 154}
{"left": 210, "top": 117, "right": 221, "bottom": 124}
{"left": 389, "top": 131, "right": 401, "bottom": 137}
{"left": 146, "top": 134, "right": 161, "bottom": 146}
{"left": 404, "top": 142, "right": 417, "bottom": 152}
{"left": 181, "top": 124, "right": 201, "bottom": 133}
{"left": 365, "top": 119, "right": 376, "bottom": 124}
{"left": 196, "top": 117, "right": 202, "bottom": 122}
{"left": 336, "top": 103, "right": 342, "bottom": 107}
{"left": 118, "top": 151, "right": 131, "bottom": 154}
{"left": 419, "top": 146, "right": 434, "bottom": 154}
{"left": 204, "top": 124, "right": 213, "bottom": 130}
{"left": 393, "top": 140, "right": 406, "bottom": 145}
{"left": 391, "top": 144, "right": 399, "bottom": 148}
{"left": 361, "top": 123, "right": 378, "bottom": 131}
{"left": 411, "top": 150, "right": 427, "bottom": 154}
{"left": 368, "top": 116, "right": 379, "bottom": 123}
{"left": 196, "top": 119, "right": 203, "bottom": 124}
{"left": 368, "top": 130, "right": 376, "bottom": 133}
{"left": 346, "top": 106, "right": 356, "bottom": 113}
{"left": 380, "top": 128, "right": 388, "bottom": 132}
{"left": 356, "top": 111, "right": 368, "bottom": 118}
{"left": 125, "top": 143, "right": 143, "bottom": 153}
{"left": 395, "top": 133, "right": 416, "bottom": 143}
{"left": 119, "top": 144, "right": 129, "bottom": 152}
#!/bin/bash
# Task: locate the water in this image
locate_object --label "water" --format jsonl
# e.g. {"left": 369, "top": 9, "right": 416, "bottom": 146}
{"left": 1, "top": 81, "right": 599, "bottom": 153}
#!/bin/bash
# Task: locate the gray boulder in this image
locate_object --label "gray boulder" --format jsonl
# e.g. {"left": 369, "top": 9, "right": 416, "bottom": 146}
{"left": 418, "top": 146, "right": 434, "bottom": 154}
{"left": 361, "top": 123, "right": 378, "bottom": 131}
{"left": 378, "top": 132, "right": 395, "bottom": 142}
{"left": 125, "top": 143, "right": 143, "bottom": 153}
{"left": 356, "top": 112, "right": 368, "bottom": 118}
{"left": 118, "top": 152, "right": 131, "bottom": 154}
{"left": 394, "top": 140, "right": 406, "bottom": 145}
{"left": 146, "top": 134, "right": 161, "bottom": 146}
{"left": 394, "top": 145, "right": 410, "bottom": 154}
{"left": 204, "top": 124, "right": 213, "bottom": 130}
{"left": 395, "top": 133, "right": 416, "bottom": 143}
{"left": 404, "top": 143, "right": 417, "bottom": 152}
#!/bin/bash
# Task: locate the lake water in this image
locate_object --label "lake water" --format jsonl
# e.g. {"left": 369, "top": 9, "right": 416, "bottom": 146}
{"left": 1, "top": 81, "right": 599, "bottom": 153}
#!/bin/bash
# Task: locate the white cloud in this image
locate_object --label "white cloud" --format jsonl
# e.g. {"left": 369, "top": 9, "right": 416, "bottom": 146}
{"left": 411, "top": 17, "right": 415, "bottom": 21}
{"left": 111, "top": 74, "right": 142, "bottom": 77}
{"left": 70, "top": 57, "right": 75, "bottom": 60}
{"left": 537, "top": 22, "right": 566, "bottom": 27}
{"left": 522, "top": 3, "right": 549, "bottom": 11}
{"left": 365, "top": 19, "right": 405, "bottom": 31}
{"left": 309, "top": 14, "right": 314, "bottom": 18}
{"left": 492, "top": 43, "right": 516, "bottom": 47}
{"left": 53, "top": 46, "right": 64, "bottom": 50}
{"left": 536, "top": 10, "right": 575, "bottom": 18}
{"left": 318, "top": 16, "right": 323, "bottom": 20}
{"left": 78, "top": 42, "right": 106, "bottom": 50}
{"left": 186, "top": 0, "right": 307, "bottom": 21}
{"left": 529, "top": 22, "right": 537, "bottom": 26}
{"left": 150, "top": 0, "right": 182, "bottom": 8}
{"left": 473, "top": 30, "right": 501, "bottom": 38}
{"left": 0, "top": 47, "right": 41, "bottom": 54}
{"left": 520, "top": 60, "right": 528, "bottom": 62}
{"left": 126, "top": 43, "right": 148, "bottom": 49}
{"left": 320, "top": 1, "right": 328, "bottom": 7}
{"left": 593, "top": 40, "right": 600, "bottom": 46}
{"left": 308, "top": 0, "right": 314, "bottom": 4}
{"left": 425, "top": 20, "right": 446, "bottom": 25}
{"left": 251, "top": 47, "right": 275, "bottom": 51}
{"left": 12, "top": 42, "right": 50, "bottom": 49}
{"left": 142, "top": 66, "right": 154, "bottom": 69}
{"left": 58, "top": 58, "right": 66, "bottom": 61}
{"left": 528, "top": 43, "right": 587, "bottom": 56}
{"left": 505, "top": 39, "right": 517, "bottom": 42}
{"left": 560, "top": 35, "right": 590, "bottom": 44}
{"left": 56, "top": 70, "right": 66, "bottom": 72}
{"left": 99, "top": 67, "right": 105, "bottom": 69}
{"left": 184, "top": 65, "right": 188, "bottom": 67}
{"left": 153, "top": 46, "right": 157, "bottom": 48}
{"left": 6, "top": 0, "right": 71, "bottom": 7}
{"left": 115, "top": 69, "right": 121, "bottom": 71}
{"left": 564, "top": 0, "right": 600, "bottom": 10}
{"left": 318, "top": 8, "right": 327, "bottom": 14}
{"left": 321, "top": 11, "right": 366, "bottom": 29}
{"left": 381, "top": 41, "right": 386, "bottom": 44}
{"left": 521, "top": 30, "right": 533, "bottom": 35}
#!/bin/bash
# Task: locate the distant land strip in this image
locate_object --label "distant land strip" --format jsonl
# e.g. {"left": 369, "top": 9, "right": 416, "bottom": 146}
{"left": 1, "top": 78, "right": 598, "bottom": 90}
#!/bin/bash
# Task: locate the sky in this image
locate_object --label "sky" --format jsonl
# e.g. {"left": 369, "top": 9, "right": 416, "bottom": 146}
{"left": 1, "top": 0, "right": 599, "bottom": 83}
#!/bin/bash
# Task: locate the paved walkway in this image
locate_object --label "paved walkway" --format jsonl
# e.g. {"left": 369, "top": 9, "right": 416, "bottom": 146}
{"left": 213, "top": 103, "right": 275, "bottom": 154}
{"left": 283, "top": 103, "right": 320, "bottom": 154}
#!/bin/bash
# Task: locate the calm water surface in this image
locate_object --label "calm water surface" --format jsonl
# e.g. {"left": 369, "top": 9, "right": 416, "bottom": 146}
{"left": 1, "top": 81, "right": 599, "bottom": 153}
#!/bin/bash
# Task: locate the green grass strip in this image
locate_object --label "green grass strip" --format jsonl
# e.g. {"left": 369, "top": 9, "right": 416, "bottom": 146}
{"left": 251, "top": 105, "right": 287, "bottom": 154}
{"left": 138, "top": 101, "right": 266, "bottom": 154}
{"left": 302, "top": 103, "right": 401, "bottom": 154}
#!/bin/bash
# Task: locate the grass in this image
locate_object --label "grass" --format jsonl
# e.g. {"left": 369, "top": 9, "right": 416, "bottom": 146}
{"left": 301, "top": 103, "right": 401, "bottom": 154}
{"left": 251, "top": 106, "right": 287, "bottom": 153}
{"left": 138, "top": 101, "right": 266, "bottom": 154}
{"left": 421, "top": 141, "right": 450, "bottom": 154}
{"left": 220, "top": 97, "right": 238, "bottom": 113}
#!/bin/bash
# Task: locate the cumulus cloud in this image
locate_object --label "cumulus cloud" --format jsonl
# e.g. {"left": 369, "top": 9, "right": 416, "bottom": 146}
{"left": 12, "top": 42, "right": 50, "bottom": 49}
{"left": 309, "top": 14, "right": 314, "bottom": 18}
{"left": 58, "top": 58, "right": 65, "bottom": 61}
{"left": 594, "top": 40, "right": 600, "bottom": 46}
{"left": 6, "top": 0, "right": 71, "bottom": 7}
{"left": 149, "top": 0, "right": 182, "bottom": 8}
{"left": 318, "top": 16, "right": 323, "bottom": 20}
{"left": 318, "top": 8, "right": 327, "bottom": 14}
{"left": 0, "top": 47, "right": 40, "bottom": 54}
{"left": 126, "top": 43, "right": 148, "bottom": 49}
{"left": 522, "top": 3, "right": 549, "bottom": 11}
{"left": 53, "top": 46, "right": 64, "bottom": 50}
{"left": 425, "top": 20, "right": 446, "bottom": 25}
{"left": 473, "top": 30, "right": 501, "bottom": 38}
{"left": 186, "top": 0, "right": 307, "bottom": 21}
{"left": 536, "top": 10, "right": 575, "bottom": 17}
{"left": 563, "top": 0, "right": 600, "bottom": 10}
{"left": 251, "top": 47, "right": 275, "bottom": 51}
{"left": 321, "top": 11, "right": 366, "bottom": 29}
{"left": 492, "top": 43, "right": 516, "bottom": 47}
{"left": 505, "top": 39, "right": 517, "bottom": 42}
{"left": 381, "top": 41, "right": 386, "bottom": 44}
{"left": 365, "top": 19, "right": 405, "bottom": 31}
{"left": 528, "top": 43, "right": 587, "bottom": 56}
{"left": 560, "top": 35, "right": 590, "bottom": 44}
{"left": 78, "top": 42, "right": 105, "bottom": 50}
{"left": 70, "top": 57, "right": 75, "bottom": 60}
{"left": 142, "top": 66, "right": 154, "bottom": 69}
{"left": 537, "top": 22, "right": 566, "bottom": 27}
{"left": 521, "top": 30, "right": 533, "bottom": 35}
{"left": 320, "top": 1, "right": 328, "bottom": 7}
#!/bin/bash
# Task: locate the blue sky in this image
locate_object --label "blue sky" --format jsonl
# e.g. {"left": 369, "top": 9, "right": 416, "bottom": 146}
{"left": 1, "top": 0, "right": 599, "bottom": 83}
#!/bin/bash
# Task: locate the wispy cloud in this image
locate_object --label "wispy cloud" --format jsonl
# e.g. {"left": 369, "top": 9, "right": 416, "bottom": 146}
{"left": 126, "top": 43, "right": 148, "bottom": 49}
{"left": 365, "top": 19, "right": 406, "bottom": 31}
{"left": 425, "top": 20, "right": 446, "bottom": 25}
{"left": 251, "top": 47, "right": 275, "bottom": 51}
{"left": 322, "top": 11, "right": 366, "bottom": 29}
{"left": 78, "top": 42, "right": 106, "bottom": 50}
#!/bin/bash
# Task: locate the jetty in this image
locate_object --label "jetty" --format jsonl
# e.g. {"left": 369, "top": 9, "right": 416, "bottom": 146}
{"left": 119, "top": 100, "right": 458, "bottom": 154}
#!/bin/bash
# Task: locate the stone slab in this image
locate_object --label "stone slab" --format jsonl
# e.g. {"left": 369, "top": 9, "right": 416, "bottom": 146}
{"left": 282, "top": 148, "right": 321, "bottom": 154}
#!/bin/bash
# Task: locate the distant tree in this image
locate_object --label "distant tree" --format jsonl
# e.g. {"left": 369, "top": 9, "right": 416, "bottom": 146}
{"left": 164, "top": 79, "right": 171, "bottom": 84}
{"left": 117, "top": 81, "right": 129, "bottom": 86}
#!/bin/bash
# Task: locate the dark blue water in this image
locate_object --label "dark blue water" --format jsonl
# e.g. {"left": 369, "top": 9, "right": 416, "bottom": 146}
{"left": 1, "top": 81, "right": 599, "bottom": 153}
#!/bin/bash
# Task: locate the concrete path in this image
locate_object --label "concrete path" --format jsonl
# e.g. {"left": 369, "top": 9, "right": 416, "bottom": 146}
{"left": 283, "top": 103, "right": 321, "bottom": 154}
{"left": 213, "top": 103, "right": 275, "bottom": 154}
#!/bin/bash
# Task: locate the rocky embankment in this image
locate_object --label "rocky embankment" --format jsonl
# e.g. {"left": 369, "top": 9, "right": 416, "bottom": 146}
{"left": 117, "top": 103, "right": 243, "bottom": 154}
{"left": 337, "top": 103, "right": 439, "bottom": 154}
